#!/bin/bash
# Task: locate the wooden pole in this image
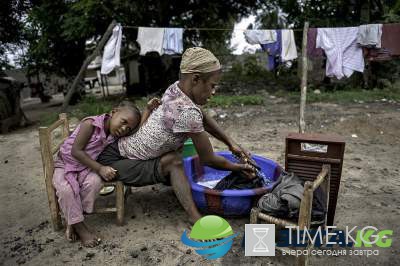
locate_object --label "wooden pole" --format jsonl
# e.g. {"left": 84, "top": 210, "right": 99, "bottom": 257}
{"left": 61, "top": 20, "right": 117, "bottom": 110}
{"left": 299, "top": 22, "right": 309, "bottom": 133}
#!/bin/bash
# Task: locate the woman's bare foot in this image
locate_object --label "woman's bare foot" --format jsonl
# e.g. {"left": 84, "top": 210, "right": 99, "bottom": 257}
{"left": 65, "top": 225, "right": 78, "bottom": 242}
{"left": 72, "top": 222, "right": 101, "bottom": 247}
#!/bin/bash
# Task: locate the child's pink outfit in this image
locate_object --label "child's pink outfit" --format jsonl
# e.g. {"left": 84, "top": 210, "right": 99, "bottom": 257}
{"left": 53, "top": 114, "right": 115, "bottom": 225}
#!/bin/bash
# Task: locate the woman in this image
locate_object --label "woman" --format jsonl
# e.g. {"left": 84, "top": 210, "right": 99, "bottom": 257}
{"left": 97, "top": 47, "right": 254, "bottom": 223}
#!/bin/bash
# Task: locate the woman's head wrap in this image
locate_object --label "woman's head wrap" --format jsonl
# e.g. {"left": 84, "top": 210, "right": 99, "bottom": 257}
{"left": 180, "top": 47, "right": 221, "bottom": 74}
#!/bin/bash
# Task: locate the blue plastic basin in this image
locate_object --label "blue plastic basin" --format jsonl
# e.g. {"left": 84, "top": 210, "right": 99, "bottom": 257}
{"left": 183, "top": 151, "right": 282, "bottom": 216}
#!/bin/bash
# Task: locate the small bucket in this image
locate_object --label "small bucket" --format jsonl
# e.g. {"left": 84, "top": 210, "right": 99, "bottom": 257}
{"left": 182, "top": 139, "right": 197, "bottom": 158}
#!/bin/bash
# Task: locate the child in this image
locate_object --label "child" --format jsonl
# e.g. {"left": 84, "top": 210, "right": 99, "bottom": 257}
{"left": 53, "top": 99, "right": 160, "bottom": 247}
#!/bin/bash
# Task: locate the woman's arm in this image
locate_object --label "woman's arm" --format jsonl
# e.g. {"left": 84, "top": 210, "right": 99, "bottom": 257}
{"left": 201, "top": 108, "right": 251, "bottom": 158}
{"left": 187, "top": 131, "right": 254, "bottom": 174}
{"left": 71, "top": 120, "right": 116, "bottom": 181}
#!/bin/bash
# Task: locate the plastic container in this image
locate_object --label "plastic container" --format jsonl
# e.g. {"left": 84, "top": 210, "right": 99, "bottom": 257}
{"left": 183, "top": 151, "right": 282, "bottom": 216}
{"left": 182, "top": 138, "right": 197, "bottom": 158}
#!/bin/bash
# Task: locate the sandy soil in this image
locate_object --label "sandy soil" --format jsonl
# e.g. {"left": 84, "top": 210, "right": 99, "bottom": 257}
{"left": 1, "top": 94, "right": 399, "bottom": 265}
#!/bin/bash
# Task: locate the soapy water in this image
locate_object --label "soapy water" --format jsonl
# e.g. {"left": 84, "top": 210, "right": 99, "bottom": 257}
{"left": 196, "top": 179, "right": 220, "bottom": 189}
{"left": 194, "top": 155, "right": 273, "bottom": 189}
{"left": 195, "top": 170, "right": 272, "bottom": 189}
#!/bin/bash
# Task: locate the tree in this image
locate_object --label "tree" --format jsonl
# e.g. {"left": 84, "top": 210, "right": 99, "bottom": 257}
{"left": 256, "top": 0, "right": 400, "bottom": 29}
{"left": 0, "top": 0, "right": 29, "bottom": 69}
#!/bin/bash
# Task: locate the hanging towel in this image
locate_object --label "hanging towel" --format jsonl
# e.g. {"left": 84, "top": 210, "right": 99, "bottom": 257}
{"left": 357, "top": 24, "right": 382, "bottom": 48}
{"left": 163, "top": 28, "right": 183, "bottom": 54}
{"left": 281, "top": 29, "right": 298, "bottom": 62}
{"left": 101, "top": 24, "right": 122, "bottom": 75}
{"left": 260, "top": 30, "right": 281, "bottom": 71}
{"left": 316, "top": 27, "right": 364, "bottom": 79}
{"left": 244, "top": 30, "right": 277, "bottom": 45}
{"left": 381, "top": 23, "right": 400, "bottom": 56}
{"left": 307, "top": 28, "right": 324, "bottom": 58}
{"left": 137, "top": 27, "right": 165, "bottom": 56}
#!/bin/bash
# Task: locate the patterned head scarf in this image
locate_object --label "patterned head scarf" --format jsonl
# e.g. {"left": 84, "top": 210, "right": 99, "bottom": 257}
{"left": 180, "top": 47, "right": 221, "bottom": 74}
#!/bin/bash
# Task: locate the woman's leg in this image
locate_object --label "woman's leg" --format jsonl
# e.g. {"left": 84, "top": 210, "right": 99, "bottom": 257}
{"left": 159, "top": 152, "right": 202, "bottom": 223}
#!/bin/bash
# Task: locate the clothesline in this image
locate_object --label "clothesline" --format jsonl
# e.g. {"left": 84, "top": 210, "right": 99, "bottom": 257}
{"left": 122, "top": 25, "right": 304, "bottom": 31}
{"left": 122, "top": 23, "right": 399, "bottom": 32}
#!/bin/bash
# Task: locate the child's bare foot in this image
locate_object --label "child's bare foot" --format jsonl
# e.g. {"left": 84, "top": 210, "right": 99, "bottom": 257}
{"left": 65, "top": 225, "right": 78, "bottom": 242}
{"left": 72, "top": 222, "right": 101, "bottom": 247}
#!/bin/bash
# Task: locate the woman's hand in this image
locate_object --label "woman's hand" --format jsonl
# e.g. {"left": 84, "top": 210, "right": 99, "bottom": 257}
{"left": 98, "top": 166, "right": 117, "bottom": 181}
{"left": 235, "top": 163, "right": 257, "bottom": 179}
{"left": 229, "top": 142, "right": 251, "bottom": 160}
{"left": 146, "top": 98, "right": 161, "bottom": 111}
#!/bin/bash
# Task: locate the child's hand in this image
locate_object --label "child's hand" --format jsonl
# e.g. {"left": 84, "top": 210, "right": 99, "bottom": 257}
{"left": 146, "top": 98, "right": 161, "bottom": 111}
{"left": 99, "top": 166, "right": 117, "bottom": 181}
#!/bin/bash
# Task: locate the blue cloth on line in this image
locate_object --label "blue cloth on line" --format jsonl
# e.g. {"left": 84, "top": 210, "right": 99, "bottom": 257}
{"left": 260, "top": 30, "right": 281, "bottom": 71}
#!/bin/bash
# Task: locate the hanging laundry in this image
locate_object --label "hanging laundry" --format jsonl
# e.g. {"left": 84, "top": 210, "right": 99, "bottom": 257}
{"left": 244, "top": 30, "right": 277, "bottom": 45}
{"left": 281, "top": 30, "right": 298, "bottom": 62}
{"left": 357, "top": 24, "right": 382, "bottom": 48}
{"left": 137, "top": 27, "right": 165, "bottom": 56}
{"left": 101, "top": 24, "right": 122, "bottom": 75}
{"left": 381, "top": 23, "right": 400, "bottom": 56}
{"left": 163, "top": 28, "right": 183, "bottom": 54}
{"left": 316, "top": 27, "right": 364, "bottom": 79}
{"left": 260, "top": 30, "right": 281, "bottom": 71}
{"left": 307, "top": 28, "right": 324, "bottom": 58}
{"left": 363, "top": 23, "right": 400, "bottom": 61}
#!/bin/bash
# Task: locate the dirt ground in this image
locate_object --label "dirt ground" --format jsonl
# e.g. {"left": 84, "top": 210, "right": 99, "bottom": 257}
{"left": 1, "top": 93, "right": 399, "bottom": 265}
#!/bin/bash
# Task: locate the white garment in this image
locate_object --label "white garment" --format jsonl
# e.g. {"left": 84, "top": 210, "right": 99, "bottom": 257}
{"left": 137, "top": 27, "right": 165, "bottom": 56}
{"left": 244, "top": 30, "right": 277, "bottom": 45}
{"left": 163, "top": 28, "right": 183, "bottom": 54}
{"left": 316, "top": 27, "right": 364, "bottom": 79}
{"left": 281, "top": 29, "right": 298, "bottom": 62}
{"left": 101, "top": 24, "right": 122, "bottom": 75}
{"left": 357, "top": 24, "right": 382, "bottom": 48}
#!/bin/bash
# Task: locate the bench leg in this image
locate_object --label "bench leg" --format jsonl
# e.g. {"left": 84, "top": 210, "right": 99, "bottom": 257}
{"left": 115, "top": 181, "right": 125, "bottom": 226}
{"left": 250, "top": 207, "right": 260, "bottom": 224}
{"left": 49, "top": 193, "right": 63, "bottom": 231}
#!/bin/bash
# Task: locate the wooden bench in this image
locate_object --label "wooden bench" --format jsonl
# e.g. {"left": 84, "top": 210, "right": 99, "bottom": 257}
{"left": 39, "top": 113, "right": 129, "bottom": 231}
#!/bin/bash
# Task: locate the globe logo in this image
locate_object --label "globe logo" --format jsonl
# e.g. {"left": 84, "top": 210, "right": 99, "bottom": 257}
{"left": 181, "top": 215, "right": 238, "bottom": 260}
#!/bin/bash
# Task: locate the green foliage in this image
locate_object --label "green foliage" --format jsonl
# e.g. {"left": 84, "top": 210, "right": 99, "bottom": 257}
{"left": 21, "top": 0, "right": 263, "bottom": 77}
{"left": 223, "top": 55, "right": 273, "bottom": 82}
{"left": 0, "top": 0, "right": 29, "bottom": 69}
{"left": 22, "top": 0, "right": 86, "bottom": 76}
{"left": 40, "top": 95, "right": 118, "bottom": 126}
{"left": 70, "top": 96, "right": 116, "bottom": 120}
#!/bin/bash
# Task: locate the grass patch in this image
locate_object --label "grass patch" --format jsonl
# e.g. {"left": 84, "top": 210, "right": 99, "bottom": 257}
{"left": 275, "top": 88, "right": 400, "bottom": 103}
{"left": 39, "top": 96, "right": 124, "bottom": 126}
{"left": 39, "top": 112, "right": 60, "bottom": 126}
{"left": 206, "top": 94, "right": 264, "bottom": 107}
{"left": 38, "top": 94, "right": 265, "bottom": 126}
